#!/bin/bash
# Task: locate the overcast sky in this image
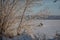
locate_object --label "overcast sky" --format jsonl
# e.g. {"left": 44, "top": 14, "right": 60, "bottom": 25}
{"left": 19, "top": 0, "right": 60, "bottom": 15}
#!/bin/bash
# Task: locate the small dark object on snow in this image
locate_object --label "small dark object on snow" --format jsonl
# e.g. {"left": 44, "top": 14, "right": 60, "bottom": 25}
{"left": 38, "top": 23, "right": 43, "bottom": 27}
{"left": 40, "top": 23, "right": 43, "bottom": 26}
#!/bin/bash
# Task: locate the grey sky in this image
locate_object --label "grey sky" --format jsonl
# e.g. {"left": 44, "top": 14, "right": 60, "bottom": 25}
{"left": 19, "top": 0, "right": 60, "bottom": 15}
{"left": 31, "top": 0, "right": 60, "bottom": 15}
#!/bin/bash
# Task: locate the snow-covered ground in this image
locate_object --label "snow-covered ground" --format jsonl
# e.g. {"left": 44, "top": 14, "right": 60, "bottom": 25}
{"left": 31, "top": 20, "right": 60, "bottom": 39}
{"left": 2, "top": 20, "right": 60, "bottom": 40}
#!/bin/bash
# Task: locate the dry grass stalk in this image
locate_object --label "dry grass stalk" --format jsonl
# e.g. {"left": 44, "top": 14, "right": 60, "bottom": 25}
{"left": 0, "top": 0, "right": 35, "bottom": 39}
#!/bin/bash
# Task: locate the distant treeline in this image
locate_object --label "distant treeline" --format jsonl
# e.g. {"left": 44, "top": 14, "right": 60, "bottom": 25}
{"left": 24, "top": 15, "right": 60, "bottom": 20}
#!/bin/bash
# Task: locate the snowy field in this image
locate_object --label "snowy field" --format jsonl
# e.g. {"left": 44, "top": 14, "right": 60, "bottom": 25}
{"left": 31, "top": 20, "right": 60, "bottom": 39}
{"left": 2, "top": 20, "right": 60, "bottom": 40}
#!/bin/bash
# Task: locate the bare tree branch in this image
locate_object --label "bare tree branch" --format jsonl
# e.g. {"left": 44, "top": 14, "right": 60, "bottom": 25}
{"left": 18, "top": 0, "right": 33, "bottom": 27}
